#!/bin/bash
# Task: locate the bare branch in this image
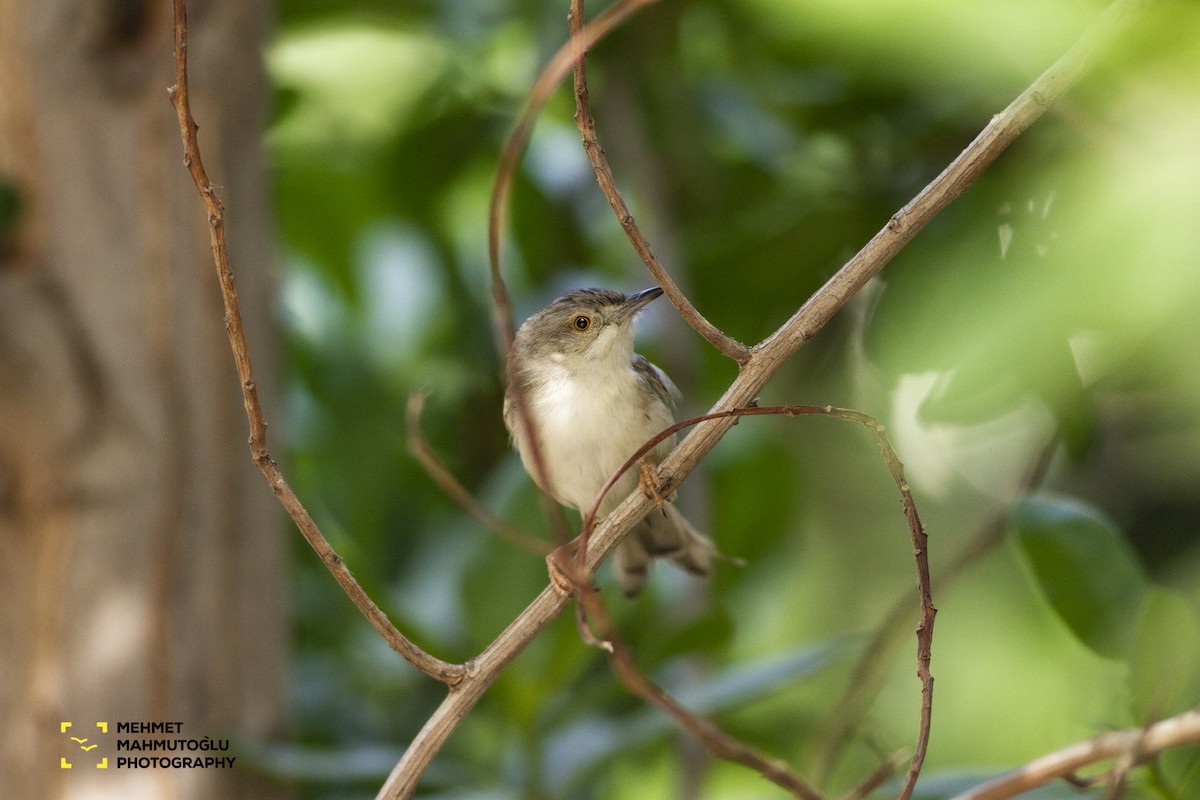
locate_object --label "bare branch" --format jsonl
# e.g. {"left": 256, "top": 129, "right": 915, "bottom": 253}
{"left": 487, "top": 0, "right": 658, "bottom": 357}
{"left": 816, "top": 441, "right": 1057, "bottom": 781}
{"left": 379, "top": 0, "right": 1152, "bottom": 792}
{"left": 168, "top": 0, "right": 463, "bottom": 686}
{"left": 503, "top": 353, "right": 574, "bottom": 546}
{"left": 558, "top": 13, "right": 809, "bottom": 791}
{"left": 950, "top": 708, "right": 1200, "bottom": 800}
{"left": 489, "top": 0, "right": 659, "bottom": 548}
{"left": 406, "top": 391, "right": 551, "bottom": 555}
{"left": 576, "top": 584, "right": 826, "bottom": 800}
{"left": 568, "top": 0, "right": 751, "bottom": 364}
{"left": 573, "top": 404, "right": 934, "bottom": 797}
{"left": 377, "top": 585, "right": 573, "bottom": 799}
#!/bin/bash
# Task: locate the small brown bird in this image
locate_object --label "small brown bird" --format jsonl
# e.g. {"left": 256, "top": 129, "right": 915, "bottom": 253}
{"left": 504, "top": 287, "right": 712, "bottom": 596}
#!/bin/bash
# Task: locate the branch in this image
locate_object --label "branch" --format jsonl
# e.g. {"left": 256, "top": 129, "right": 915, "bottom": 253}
{"left": 576, "top": 584, "right": 826, "bottom": 800}
{"left": 568, "top": 0, "right": 751, "bottom": 364}
{"left": 560, "top": 11, "right": 814, "bottom": 792}
{"left": 489, "top": 0, "right": 660, "bottom": 548}
{"left": 487, "top": 0, "right": 658, "bottom": 357}
{"left": 949, "top": 708, "right": 1200, "bottom": 800}
{"left": 168, "top": 0, "right": 463, "bottom": 686}
{"left": 573, "top": 405, "right": 933, "bottom": 799}
{"left": 406, "top": 391, "right": 550, "bottom": 556}
{"left": 381, "top": 0, "right": 1150, "bottom": 793}
{"left": 815, "top": 440, "right": 1057, "bottom": 781}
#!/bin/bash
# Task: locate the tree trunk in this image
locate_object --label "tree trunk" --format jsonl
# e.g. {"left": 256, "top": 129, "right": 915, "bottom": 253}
{"left": 0, "top": 1, "right": 287, "bottom": 798}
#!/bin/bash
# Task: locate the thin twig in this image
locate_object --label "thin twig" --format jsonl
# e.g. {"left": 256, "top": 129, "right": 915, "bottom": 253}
{"left": 380, "top": 0, "right": 1148, "bottom": 791}
{"left": 568, "top": 0, "right": 750, "bottom": 364}
{"left": 406, "top": 391, "right": 550, "bottom": 555}
{"left": 168, "top": 0, "right": 463, "bottom": 686}
{"left": 949, "top": 709, "right": 1200, "bottom": 800}
{"left": 573, "top": 405, "right": 934, "bottom": 798}
{"left": 490, "top": 0, "right": 659, "bottom": 548}
{"left": 576, "top": 584, "right": 827, "bottom": 800}
{"left": 840, "top": 751, "right": 907, "bottom": 800}
{"left": 815, "top": 440, "right": 1057, "bottom": 782}
{"left": 488, "top": 0, "right": 658, "bottom": 355}
{"left": 504, "top": 354, "right": 574, "bottom": 547}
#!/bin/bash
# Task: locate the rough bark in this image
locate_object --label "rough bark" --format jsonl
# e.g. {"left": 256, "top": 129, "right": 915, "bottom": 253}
{"left": 0, "top": 1, "right": 285, "bottom": 797}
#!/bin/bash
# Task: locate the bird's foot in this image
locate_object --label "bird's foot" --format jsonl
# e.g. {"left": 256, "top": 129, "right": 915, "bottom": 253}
{"left": 638, "top": 458, "right": 677, "bottom": 505}
{"left": 546, "top": 544, "right": 587, "bottom": 597}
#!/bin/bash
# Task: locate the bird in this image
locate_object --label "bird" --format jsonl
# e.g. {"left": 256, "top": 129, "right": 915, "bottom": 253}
{"left": 503, "top": 286, "right": 712, "bottom": 596}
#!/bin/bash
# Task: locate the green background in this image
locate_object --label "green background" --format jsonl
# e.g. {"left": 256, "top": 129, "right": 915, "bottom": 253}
{"left": 256, "top": 0, "right": 1200, "bottom": 797}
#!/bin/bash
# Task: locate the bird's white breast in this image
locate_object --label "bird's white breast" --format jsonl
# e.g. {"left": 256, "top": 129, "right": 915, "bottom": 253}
{"left": 525, "top": 359, "right": 672, "bottom": 514}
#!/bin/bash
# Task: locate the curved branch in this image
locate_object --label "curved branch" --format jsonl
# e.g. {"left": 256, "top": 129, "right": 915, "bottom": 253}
{"left": 406, "top": 391, "right": 550, "bottom": 555}
{"left": 568, "top": 0, "right": 751, "bottom": 364}
{"left": 487, "top": 0, "right": 657, "bottom": 548}
{"left": 169, "top": 0, "right": 463, "bottom": 686}
{"left": 380, "top": 0, "right": 1151, "bottom": 793}
{"left": 487, "top": 0, "right": 658, "bottom": 357}
{"left": 568, "top": 404, "right": 931, "bottom": 798}
{"left": 815, "top": 440, "right": 1057, "bottom": 782}
{"left": 574, "top": 405, "right": 933, "bottom": 798}
{"left": 576, "top": 585, "right": 826, "bottom": 800}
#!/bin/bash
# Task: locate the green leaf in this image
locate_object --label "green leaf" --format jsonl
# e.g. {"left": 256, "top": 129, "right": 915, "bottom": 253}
{"left": 1012, "top": 494, "right": 1149, "bottom": 660}
{"left": 1128, "top": 587, "right": 1200, "bottom": 721}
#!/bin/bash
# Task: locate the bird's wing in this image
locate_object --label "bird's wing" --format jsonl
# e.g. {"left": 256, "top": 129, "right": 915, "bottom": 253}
{"left": 632, "top": 354, "right": 680, "bottom": 409}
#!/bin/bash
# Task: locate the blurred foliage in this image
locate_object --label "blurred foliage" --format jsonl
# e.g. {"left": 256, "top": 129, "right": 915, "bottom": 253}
{"left": 259, "top": 0, "right": 1200, "bottom": 797}
{"left": 1013, "top": 494, "right": 1148, "bottom": 660}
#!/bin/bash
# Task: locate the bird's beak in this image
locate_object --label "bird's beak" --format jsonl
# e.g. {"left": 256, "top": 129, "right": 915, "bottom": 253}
{"left": 615, "top": 286, "right": 663, "bottom": 323}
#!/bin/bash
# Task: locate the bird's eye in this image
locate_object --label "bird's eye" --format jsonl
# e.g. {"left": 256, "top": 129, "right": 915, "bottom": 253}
{"left": 573, "top": 315, "right": 591, "bottom": 331}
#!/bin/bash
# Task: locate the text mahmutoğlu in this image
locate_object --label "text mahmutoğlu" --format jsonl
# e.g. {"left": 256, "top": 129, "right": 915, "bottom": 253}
{"left": 113, "top": 721, "right": 235, "bottom": 769}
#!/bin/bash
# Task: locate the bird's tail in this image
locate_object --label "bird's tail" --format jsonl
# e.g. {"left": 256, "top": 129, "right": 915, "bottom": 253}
{"left": 614, "top": 503, "right": 713, "bottom": 597}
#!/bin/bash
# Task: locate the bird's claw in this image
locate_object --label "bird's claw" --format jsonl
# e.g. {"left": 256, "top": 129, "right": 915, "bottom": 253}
{"left": 639, "top": 458, "right": 676, "bottom": 505}
{"left": 546, "top": 545, "right": 585, "bottom": 597}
